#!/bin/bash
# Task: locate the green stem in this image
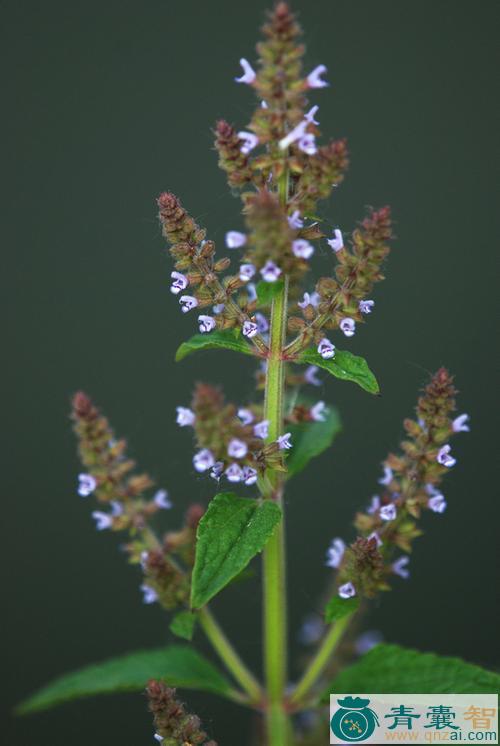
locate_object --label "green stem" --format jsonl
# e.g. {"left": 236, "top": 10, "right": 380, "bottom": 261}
{"left": 289, "top": 613, "right": 353, "bottom": 708}
{"left": 198, "top": 607, "right": 263, "bottom": 705}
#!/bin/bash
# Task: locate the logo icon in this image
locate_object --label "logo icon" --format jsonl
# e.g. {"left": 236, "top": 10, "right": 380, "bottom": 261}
{"left": 330, "top": 696, "right": 380, "bottom": 742}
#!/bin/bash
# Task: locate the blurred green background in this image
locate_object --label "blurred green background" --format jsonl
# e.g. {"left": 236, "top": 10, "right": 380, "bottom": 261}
{"left": 2, "top": 0, "right": 498, "bottom": 743}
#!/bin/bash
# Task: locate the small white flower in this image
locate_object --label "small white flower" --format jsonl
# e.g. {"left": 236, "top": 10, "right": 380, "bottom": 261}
{"left": 261, "top": 100, "right": 268, "bottom": 108}
{"left": 279, "top": 120, "right": 308, "bottom": 151}
{"left": 154, "top": 489, "right": 172, "bottom": 509}
{"left": 338, "top": 582, "right": 356, "bottom": 599}
{"left": 237, "top": 408, "right": 254, "bottom": 426}
{"left": 304, "top": 105, "right": 320, "bottom": 125}
{"left": 78, "top": 473, "right": 97, "bottom": 497}
{"left": 392, "top": 556, "right": 410, "bottom": 579}
{"left": 198, "top": 315, "right": 216, "bottom": 333}
{"left": 452, "top": 413, "right": 470, "bottom": 433}
{"left": 235, "top": 58, "right": 256, "bottom": 85}
{"left": 359, "top": 299, "right": 375, "bottom": 314}
{"left": 367, "top": 531, "right": 383, "bottom": 547}
{"left": 367, "top": 495, "right": 381, "bottom": 514}
{"left": 378, "top": 466, "right": 393, "bottom": 486}
{"left": 254, "top": 420, "right": 269, "bottom": 439}
{"left": 237, "top": 131, "right": 259, "bottom": 155}
{"left": 288, "top": 210, "right": 304, "bottom": 230}
{"left": 242, "top": 320, "right": 258, "bottom": 338}
{"left": 170, "top": 271, "right": 188, "bottom": 295}
{"left": 379, "top": 503, "right": 397, "bottom": 521}
{"left": 326, "top": 537, "right": 345, "bottom": 568}
{"left": 298, "top": 292, "right": 317, "bottom": 309}
{"left": 210, "top": 461, "right": 224, "bottom": 481}
{"left": 225, "top": 463, "right": 244, "bottom": 483}
{"left": 213, "top": 303, "right": 225, "bottom": 314}
{"left": 92, "top": 511, "right": 113, "bottom": 531}
{"left": 292, "top": 239, "right": 314, "bottom": 259}
{"left": 153, "top": 735, "right": 163, "bottom": 744}
{"left": 340, "top": 318, "right": 356, "bottom": 337}
{"left": 304, "top": 365, "right": 321, "bottom": 386}
{"left": 227, "top": 438, "right": 248, "bottom": 459}
{"left": 327, "top": 228, "right": 344, "bottom": 252}
{"left": 277, "top": 432, "right": 293, "bottom": 450}
{"left": 310, "top": 401, "right": 327, "bottom": 422}
{"left": 260, "top": 260, "right": 282, "bottom": 282}
{"left": 176, "top": 406, "right": 195, "bottom": 427}
{"left": 317, "top": 337, "right": 335, "bottom": 359}
{"left": 242, "top": 466, "right": 258, "bottom": 485}
{"left": 428, "top": 493, "right": 447, "bottom": 513}
{"left": 239, "top": 263, "right": 256, "bottom": 282}
{"left": 246, "top": 283, "right": 257, "bottom": 302}
{"left": 255, "top": 312, "right": 269, "bottom": 333}
{"left": 193, "top": 449, "right": 215, "bottom": 473}
{"left": 179, "top": 295, "right": 198, "bottom": 313}
{"left": 437, "top": 444, "right": 456, "bottom": 468}
{"left": 225, "top": 231, "right": 247, "bottom": 249}
{"left": 307, "top": 64, "right": 329, "bottom": 89}
{"left": 141, "top": 584, "right": 158, "bottom": 605}
{"left": 298, "top": 134, "right": 317, "bottom": 155}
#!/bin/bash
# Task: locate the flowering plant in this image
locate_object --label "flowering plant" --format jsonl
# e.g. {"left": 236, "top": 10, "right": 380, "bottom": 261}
{"left": 18, "top": 3, "right": 499, "bottom": 745}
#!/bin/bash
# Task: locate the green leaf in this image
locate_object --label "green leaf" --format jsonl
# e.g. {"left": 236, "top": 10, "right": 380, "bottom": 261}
{"left": 321, "top": 644, "right": 500, "bottom": 703}
{"left": 17, "top": 646, "right": 233, "bottom": 715}
{"left": 324, "top": 595, "right": 359, "bottom": 623}
{"left": 287, "top": 405, "right": 341, "bottom": 477}
{"left": 256, "top": 279, "right": 284, "bottom": 305}
{"left": 191, "top": 492, "right": 282, "bottom": 609}
{"left": 169, "top": 611, "right": 197, "bottom": 641}
{"left": 296, "top": 348, "right": 380, "bottom": 395}
{"left": 175, "top": 330, "right": 255, "bottom": 362}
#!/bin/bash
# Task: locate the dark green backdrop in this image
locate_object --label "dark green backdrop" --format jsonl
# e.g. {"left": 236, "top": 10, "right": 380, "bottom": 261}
{"left": 3, "top": 1, "right": 498, "bottom": 744}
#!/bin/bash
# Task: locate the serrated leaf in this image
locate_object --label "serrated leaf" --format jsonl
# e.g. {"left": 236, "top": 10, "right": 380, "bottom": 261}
{"left": 17, "top": 646, "right": 232, "bottom": 715}
{"left": 169, "top": 611, "right": 197, "bottom": 641}
{"left": 324, "top": 595, "right": 359, "bottom": 623}
{"left": 287, "top": 405, "right": 341, "bottom": 477}
{"left": 191, "top": 493, "right": 282, "bottom": 609}
{"left": 296, "top": 348, "right": 380, "bottom": 395}
{"left": 256, "top": 279, "right": 284, "bottom": 305}
{"left": 321, "top": 644, "right": 500, "bottom": 703}
{"left": 175, "top": 330, "right": 255, "bottom": 362}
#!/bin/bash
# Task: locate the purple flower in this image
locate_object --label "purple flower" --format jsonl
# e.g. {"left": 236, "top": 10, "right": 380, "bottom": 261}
{"left": 213, "top": 303, "right": 225, "bottom": 314}
{"left": 298, "top": 134, "right": 317, "bottom": 155}
{"left": 261, "top": 100, "right": 268, "bottom": 108}
{"left": 307, "top": 64, "right": 329, "bottom": 89}
{"left": 367, "top": 495, "right": 381, "bottom": 514}
{"left": 317, "top": 337, "right": 335, "bottom": 359}
{"left": 379, "top": 503, "right": 397, "bottom": 521}
{"left": 378, "top": 466, "right": 393, "bottom": 486}
{"left": 92, "top": 510, "right": 112, "bottom": 531}
{"left": 246, "top": 283, "right": 257, "bottom": 302}
{"left": 304, "top": 365, "right": 322, "bottom": 386}
{"left": 355, "top": 630, "right": 383, "bottom": 655}
{"left": 237, "top": 408, "right": 254, "bottom": 426}
{"left": 277, "top": 432, "right": 293, "bottom": 450}
{"left": 237, "top": 131, "right": 259, "bottom": 155}
{"left": 255, "top": 312, "right": 269, "bottom": 333}
{"left": 392, "top": 556, "right": 410, "bottom": 579}
{"left": 170, "top": 271, "right": 188, "bottom": 295}
{"left": 78, "top": 473, "right": 97, "bottom": 497}
{"left": 198, "top": 315, "right": 216, "bottom": 333}
{"left": 242, "top": 465, "right": 258, "bottom": 485}
{"left": 141, "top": 584, "right": 158, "bottom": 605}
{"left": 225, "top": 231, "right": 247, "bottom": 249}
{"left": 239, "top": 263, "right": 256, "bottom": 282}
{"left": 179, "top": 295, "right": 198, "bottom": 313}
{"left": 154, "top": 489, "right": 172, "bottom": 509}
{"left": 292, "top": 239, "right": 314, "bottom": 259}
{"left": 210, "top": 461, "right": 224, "bottom": 481}
{"left": 140, "top": 551, "right": 149, "bottom": 570}
{"left": 227, "top": 438, "right": 248, "bottom": 459}
{"left": 153, "top": 735, "right": 163, "bottom": 744}
{"left": 426, "top": 486, "right": 447, "bottom": 513}
{"left": 359, "top": 299, "right": 375, "bottom": 314}
{"left": 304, "top": 105, "right": 320, "bottom": 125}
{"left": 279, "top": 120, "right": 307, "bottom": 150}
{"left": 298, "top": 292, "right": 319, "bottom": 309}
{"left": 338, "top": 582, "right": 356, "bottom": 599}
{"left": 310, "top": 401, "right": 327, "bottom": 422}
{"left": 176, "top": 406, "right": 195, "bottom": 427}
{"left": 193, "top": 449, "right": 215, "bottom": 473}
{"left": 260, "top": 260, "right": 282, "bottom": 282}
{"left": 340, "top": 318, "right": 356, "bottom": 337}
{"left": 452, "top": 413, "right": 470, "bottom": 433}
{"left": 110, "top": 500, "right": 123, "bottom": 516}
{"left": 326, "top": 538, "right": 345, "bottom": 568}
{"left": 254, "top": 420, "right": 269, "bottom": 439}
{"left": 327, "top": 229, "right": 344, "bottom": 252}
{"left": 235, "top": 58, "right": 256, "bottom": 85}
{"left": 225, "top": 463, "right": 244, "bottom": 483}
{"left": 242, "top": 320, "right": 258, "bottom": 338}
{"left": 299, "top": 613, "right": 324, "bottom": 645}
{"left": 288, "top": 210, "right": 304, "bottom": 230}
{"left": 437, "top": 444, "right": 456, "bottom": 468}
{"left": 367, "top": 531, "right": 383, "bottom": 547}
